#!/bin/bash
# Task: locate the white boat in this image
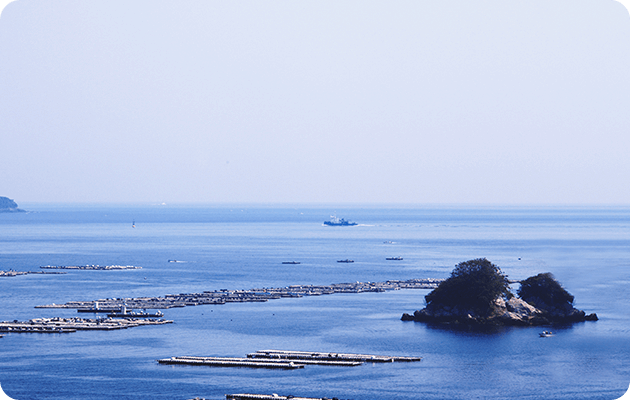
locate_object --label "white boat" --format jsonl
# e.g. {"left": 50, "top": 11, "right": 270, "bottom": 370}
{"left": 324, "top": 215, "right": 358, "bottom": 226}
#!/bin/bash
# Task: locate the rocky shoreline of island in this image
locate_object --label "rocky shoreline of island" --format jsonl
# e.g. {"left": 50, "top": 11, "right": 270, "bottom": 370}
{"left": 402, "top": 295, "right": 598, "bottom": 326}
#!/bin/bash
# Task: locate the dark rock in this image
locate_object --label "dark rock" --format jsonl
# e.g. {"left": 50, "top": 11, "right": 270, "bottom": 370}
{"left": 401, "top": 313, "right": 414, "bottom": 321}
{"left": 585, "top": 313, "right": 599, "bottom": 321}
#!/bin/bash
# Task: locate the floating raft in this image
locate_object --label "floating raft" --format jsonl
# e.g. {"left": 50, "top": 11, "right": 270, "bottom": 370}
{"left": 158, "top": 356, "right": 304, "bottom": 369}
{"left": 249, "top": 350, "right": 422, "bottom": 363}
{"left": 226, "top": 395, "right": 339, "bottom": 400}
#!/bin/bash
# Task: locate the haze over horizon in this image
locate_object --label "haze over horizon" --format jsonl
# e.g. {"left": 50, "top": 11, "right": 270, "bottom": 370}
{"left": 2, "top": 1, "right": 630, "bottom": 205}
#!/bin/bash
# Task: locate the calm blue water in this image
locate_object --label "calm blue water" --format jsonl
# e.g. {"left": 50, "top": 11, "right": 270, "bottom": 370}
{"left": 0, "top": 204, "right": 628, "bottom": 400}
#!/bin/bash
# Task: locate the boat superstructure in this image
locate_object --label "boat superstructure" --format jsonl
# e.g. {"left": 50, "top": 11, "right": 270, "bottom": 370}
{"left": 324, "top": 215, "right": 358, "bottom": 226}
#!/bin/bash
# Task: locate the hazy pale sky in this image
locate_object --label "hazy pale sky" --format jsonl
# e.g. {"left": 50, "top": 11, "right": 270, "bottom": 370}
{"left": 1, "top": 1, "right": 629, "bottom": 205}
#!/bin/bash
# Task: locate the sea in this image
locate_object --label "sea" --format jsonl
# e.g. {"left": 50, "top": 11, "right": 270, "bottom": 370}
{"left": 0, "top": 204, "right": 628, "bottom": 400}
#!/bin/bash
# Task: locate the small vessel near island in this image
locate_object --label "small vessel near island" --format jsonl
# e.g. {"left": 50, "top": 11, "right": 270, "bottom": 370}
{"left": 539, "top": 330, "right": 554, "bottom": 337}
{"left": 324, "top": 215, "right": 358, "bottom": 226}
{"left": 337, "top": 259, "right": 354, "bottom": 263}
{"left": 282, "top": 261, "right": 300, "bottom": 265}
{"left": 386, "top": 256, "right": 403, "bottom": 260}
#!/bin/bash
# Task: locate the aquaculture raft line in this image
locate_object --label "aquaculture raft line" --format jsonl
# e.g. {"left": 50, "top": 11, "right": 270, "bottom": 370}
{"left": 158, "top": 350, "right": 421, "bottom": 370}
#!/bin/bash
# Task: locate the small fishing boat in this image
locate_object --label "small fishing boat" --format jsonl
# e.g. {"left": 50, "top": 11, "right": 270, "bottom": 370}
{"left": 282, "top": 261, "right": 300, "bottom": 265}
{"left": 386, "top": 256, "right": 403, "bottom": 260}
{"left": 539, "top": 330, "right": 553, "bottom": 337}
{"left": 337, "top": 259, "right": 354, "bottom": 263}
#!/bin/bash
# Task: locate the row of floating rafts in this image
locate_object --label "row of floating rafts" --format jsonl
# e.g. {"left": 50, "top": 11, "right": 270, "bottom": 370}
{"left": 77, "top": 301, "right": 118, "bottom": 313}
{"left": 284, "top": 257, "right": 403, "bottom": 264}
{"left": 189, "top": 394, "right": 346, "bottom": 400}
{"left": 77, "top": 303, "right": 164, "bottom": 318}
{"left": 249, "top": 350, "right": 422, "bottom": 362}
{"left": 159, "top": 356, "right": 305, "bottom": 370}
{"left": 0, "top": 326, "right": 76, "bottom": 333}
{"left": 158, "top": 350, "right": 421, "bottom": 370}
{"left": 226, "top": 394, "right": 340, "bottom": 400}
{"left": 36, "top": 279, "right": 444, "bottom": 312}
{"left": 107, "top": 306, "right": 164, "bottom": 318}
{"left": 40, "top": 265, "right": 141, "bottom": 270}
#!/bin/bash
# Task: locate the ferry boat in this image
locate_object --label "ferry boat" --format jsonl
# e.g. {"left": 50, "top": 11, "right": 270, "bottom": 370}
{"left": 324, "top": 216, "right": 358, "bottom": 226}
{"left": 282, "top": 261, "right": 300, "bottom": 265}
{"left": 337, "top": 259, "right": 354, "bottom": 263}
{"left": 386, "top": 257, "right": 403, "bottom": 260}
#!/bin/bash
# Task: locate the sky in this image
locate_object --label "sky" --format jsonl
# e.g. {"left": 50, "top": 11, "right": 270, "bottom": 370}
{"left": 1, "top": 0, "right": 630, "bottom": 205}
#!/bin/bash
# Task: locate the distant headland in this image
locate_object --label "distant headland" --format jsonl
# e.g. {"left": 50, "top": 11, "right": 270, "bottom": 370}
{"left": 402, "top": 258, "right": 598, "bottom": 326}
{"left": 0, "top": 197, "right": 25, "bottom": 213}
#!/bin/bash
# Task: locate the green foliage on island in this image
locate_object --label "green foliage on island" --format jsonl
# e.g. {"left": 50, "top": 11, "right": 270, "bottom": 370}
{"left": 0, "top": 197, "right": 24, "bottom": 212}
{"left": 517, "top": 272, "right": 574, "bottom": 313}
{"left": 0, "top": 197, "right": 19, "bottom": 209}
{"left": 424, "top": 258, "right": 510, "bottom": 316}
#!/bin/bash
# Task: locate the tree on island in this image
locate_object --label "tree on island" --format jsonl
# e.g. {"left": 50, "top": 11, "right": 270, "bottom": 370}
{"left": 424, "top": 258, "right": 510, "bottom": 317}
{"left": 517, "top": 272, "right": 586, "bottom": 319}
{"left": 518, "top": 272, "right": 573, "bottom": 306}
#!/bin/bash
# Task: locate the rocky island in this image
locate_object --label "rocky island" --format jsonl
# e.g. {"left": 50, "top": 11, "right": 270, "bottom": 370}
{"left": 402, "top": 258, "right": 598, "bottom": 326}
{"left": 0, "top": 197, "right": 25, "bottom": 213}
